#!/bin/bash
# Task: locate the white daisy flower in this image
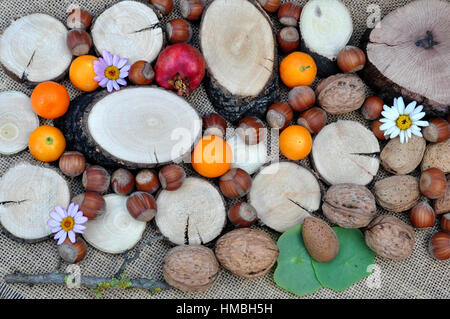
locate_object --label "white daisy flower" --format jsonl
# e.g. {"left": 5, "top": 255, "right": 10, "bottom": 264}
{"left": 379, "top": 97, "right": 429, "bottom": 144}
{"left": 48, "top": 203, "right": 87, "bottom": 245}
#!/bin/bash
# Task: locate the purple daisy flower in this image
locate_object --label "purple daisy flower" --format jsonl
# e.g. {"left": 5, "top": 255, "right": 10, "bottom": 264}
{"left": 48, "top": 203, "right": 88, "bottom": 245}
{"left": 94, "top": 50, "right": 130, "bottom": 93}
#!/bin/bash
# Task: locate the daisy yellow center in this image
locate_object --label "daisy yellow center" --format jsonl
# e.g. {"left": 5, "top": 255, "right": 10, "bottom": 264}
{"left": 396, "top": 115, "right": 412, "bottom": 130}
{"left": 61, "top": 217, "right": 75, "bottom": 232}
{"left": 104, "top": 66, "right": 120, "bottom": 81}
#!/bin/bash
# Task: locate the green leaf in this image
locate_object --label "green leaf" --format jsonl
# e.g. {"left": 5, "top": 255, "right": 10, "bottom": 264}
{"left": 311, "top": 227, "right": 375, "bottom": 291}
{"left": 273, "top": 224, "right": 322, "bottom": 297}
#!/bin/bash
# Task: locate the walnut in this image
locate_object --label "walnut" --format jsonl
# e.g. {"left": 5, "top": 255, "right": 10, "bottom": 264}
{"left": 322, "top": 184, "right": 376, "bottom": 228}
{"left": 365, "top": 215, "right": 415, "bottom": 260}
{"left": 373, "top": 175, "right": 420, "bottom": 212}
{"left": 380, "top": 135, "right": 426, "bottom": 175}
{"left": 315, "top": 73, "right": 366, "bottom": 114}
{"left": 215, "top": 228, "right": 279, "bottom": 278}
{"left": 162, "top": 245, "right": 219, "bottom": 292}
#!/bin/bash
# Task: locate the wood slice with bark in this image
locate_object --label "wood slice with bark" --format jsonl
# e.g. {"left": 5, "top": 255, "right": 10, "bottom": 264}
{"left": 299, "top": 0, "right": 353, "bottom": 77}
{"left": 54, "top": 87, "right": 202, "bottom": 168}
{"left": 0, "top": 162, "right": 70, "bottom": 242}
{"left": 311, "top": 120, "right": 380, "bottom": 186}
{"left": 0, "top": 91, "right": 39, "bottom": 155}
{"left": 362, "top": 0, "right": 450, "bottom": 115}
{"left": 200, "top": 0, "right": 278, "bottom": 122}
{"left": 91, "top": 1, "right": 164, "bottom": 64}
{"left": 0, "top": 14, "right": 72, "bottom": 85}
{"left": 155, "top": 177, "right": 226, "bottom": 245}
{"left": 82, "top": 194, "right": 147, "bottom": 254}
{"left": 248, "top": 162, "right": 321, "bottom": 232}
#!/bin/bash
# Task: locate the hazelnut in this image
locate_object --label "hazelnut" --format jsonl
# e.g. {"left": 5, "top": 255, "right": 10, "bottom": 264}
{"left": 277, "top": 27, "right": 300, "bottom": 53}
{"left": 129, "top": 61, "right": 154, "bottom": 85}
{"left": 410, "top": 202, "right": 436, "bottom": 228}
{"left": 266, "top": 102, "right": 293, "bottom": 130}
{"left": 420, "top": 168, "right": 447, "bottom": 199}
{"left": 258, "top": 0, "right": 280, "bottom": 13}
{"left": 337, "top": 46, "right": 366, "bottom": 73}
{"left": 66, "top": 8, "right": 92, "bottom": 29}
{"left": 297, "top": 107, "right": 327, "bottom": 134}
{"left": 159, "top": 164, "right": 186, "bottom": 191}
{"left": 136, "top": 169, "right": 159, "bottom": 193}
{"left": 166, "top": 19, "right": 192, "bottom": 44}
{"left": 441, "top": 213, "right": 450, "bottom": 233}
{"left": 180, "top": 0, "right": 204, "bottom": 21}
{"left": 59, "top": 151, "right": 86, "bottom": 177}
{"left": 203, "top": 113, "right": 227, "bottom": 138}
{"left": 423, "top": 118, "right": 450, "bottom": 143}
{"left": 288, "top": 86, "right": 315, "bottom": 112}
{"left": 150, "top": 0, "right": 174, "bottom": 15}
{"left": 219, "top": 168, "right": 252, "bottom": 198}
{"left": 236, "top": 117, "right": 265, "bottom": 145}
{"left": 278, "top": 2, "right": 302, "bottom": 26}
{"left": 228, "top": 202, "right": 257, "bottom": 228}
{"left": 72, "top": 192, "right": 106, "bottom": 220}
{"left": 67, "top": 29, "right": 92, "bottom": 56}
{"left": 82, "top": 165, "right": 110, "bottom": 194}
{"left": 111, "top": 168, "right": 135, "bottom": 195}
{"left": 372, "top": 120, "right": 386, "bottom": 141}
{"left": 58, "top": 237, "right": 87, "bottom": 264}
{"left": 361, "top": 96, "right": 384, "bottom": 120}
{"left": 126, "top": 191, "right": 157, "bottom": 222}
{"left": 429, "top": 232, "right": 450, "bottom": 260}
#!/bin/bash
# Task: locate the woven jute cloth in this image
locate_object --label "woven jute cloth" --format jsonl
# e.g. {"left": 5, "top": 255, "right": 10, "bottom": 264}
{"left": 0, "top": 0, "right": 448, "bottom": 299}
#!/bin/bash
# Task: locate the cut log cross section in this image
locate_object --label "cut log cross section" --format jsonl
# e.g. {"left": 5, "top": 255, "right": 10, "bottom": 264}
{"left": 200, "top": 0, "right": 278, "bottom": 122}
{"left": 91, "top": 1, "right": 164, "bottom": 64}
{"left": 0, "top": 14, "right": 72, "bottom": 84}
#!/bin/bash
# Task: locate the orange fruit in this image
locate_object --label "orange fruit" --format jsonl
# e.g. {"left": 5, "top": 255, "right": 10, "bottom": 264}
{"left": 31, "top": 81, "right": 70, "bottom": 119}
{"left": 279, "top": 125, "right": 312, "bottom": 161}
{"left": 191, "top": 135, "right": 233, "bottom": 178}
{"left": 69, "top": 55, "right": 99, "bottom": 92}
{"left": 280, "top": 52, "right": 317, "bottom": 88}
{"left": 29, "top": 125, "right": 66, "bottom": 162}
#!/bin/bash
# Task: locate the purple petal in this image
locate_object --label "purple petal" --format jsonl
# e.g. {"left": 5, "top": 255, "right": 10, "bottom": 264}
{"left": 68, "top": 231, "right": 76, "bottom": 243}
{"left": 99, "top": 77, "right": 109, "bottom": 87}
{"left": 67, "top": 203, "right": 76, "bottom": 217}
{"left": 49, "top": 211, "right": 63, "bottom": 222}
{"left": 120, "top": 65, "right": 131, "bottom": 73}
{"left": 103, "top": 50, "right": 113, "bottom": 65}
{"left": 94, "top": 62, "right": 106, "bottom": 75}
{"left": 55, "top": 206, "right": 67, "bottom": 219}
{"left": 120, "top": 71, "right": 129, "bottom": 79}
{"left": 116, "top": 78, "right": 127, "bottom": 86}
{"left": 94, "top": 75, "right": 105, "bottom": 82}
{"left": 51, "top": 226, "right": 62, "bottom": 233}
{"left": 112, "top": 81, "right": 120, "bottom": 91}
{"left": 112, "top": 54, "right": 120, "bottom": 67}
{"left": 57, "top": 232, "right": 67, "bottom": 245}
{"left": 117, "top": 58, "right": 128, "bottom": 69}
{"left": 73, "top": 224, "right": 86, "bottom": 233}
{"left": 75, "top": 215, "right": 88, "bottom": 224}
{"left": 74, "top": 211, "right": 83, "bottom": 220}
{"left": 107, "top": 81, "right": 114, "bottom": 92}
{"left": 48, "top": 219, "right": 60, "bottom": 228}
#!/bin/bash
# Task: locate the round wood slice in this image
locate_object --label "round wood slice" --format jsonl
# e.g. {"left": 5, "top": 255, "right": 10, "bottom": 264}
{"left": 54, "top": 87, "right": 202, "bottom": 168}
{"left": 0, "top": 162, "right": 70, "bottom": 241}
{"left": 311, "top": 120, "right": 380, "bottom": 185}
{"left": 362, "top": 0, "right": 450, "bottom": 115}
{"left": 249, "top": 162, "right": 321, "bottom": 232}
{"left": 0, "top": 91, "right": 39, "bottom": 155}
{"left": 155, "top": 177, "right": 226, "bottom": 245}
{"left": 227, "top": 134, "right": 268, "bottom": 175}
{"left": 0, "top": 14, "right": 72, "bottom": 84}
{"left": 82, "top": 194, "right": 146, "bottom": 254}
{"left": 91, "top": 1, "right": 164, "bottom": 65}
{"left": 200, "top": 0, "right": 278, "bottom": 122}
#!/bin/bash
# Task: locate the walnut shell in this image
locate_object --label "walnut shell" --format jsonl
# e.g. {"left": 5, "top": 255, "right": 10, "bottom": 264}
{"left": 215, "top": 228, "right": 279, "bottom": 278}
{"left": 434, "top": 176, "right": 450, "bottom": 215}
{"left": 380, "top": 135, "right": 426, "bottom": 175}
{"left": 421, "top": 138, "right": 450, "bottom": 174}
{"left": 365, "top": 215, "right": 415, "bottom": 260}
{"left": 322, "top": 184, "right": 376, "bottom": 228}
{"left": 163, "top": 245, "right": 219, "bottom": 292}
{"left": 315, "top": 73, "right": 366, "bottom": 114}
{"left": 374, "top": 175, "right": 420, "bottom": 212}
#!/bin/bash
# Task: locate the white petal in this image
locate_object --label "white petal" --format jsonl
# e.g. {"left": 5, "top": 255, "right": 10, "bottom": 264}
{"left": 400, "top": 130, "right": 405, "bottom": 144}
{"left": 385, "top": 126, "right": 396, "bottom": 136}
{"left": 412, "top": 130, "right": 423, "bottom": 138}
{"left": 411, "top": 112, "right": 425, "bottom": 121}
{"left": 407, "top": 129, "right": 412, "bottom": 139}
{"left": 411, "top": 105, "right": 423, "bottom": 115}
{"left": 414, "top": 120, "right": 429, "bottom": 127}
{"left": 397, "top": 97, "right": 405, "bottom": 114}
{"left": 380, "top": 122, "right": 395, "bottom": 131}
{"left": 404, "top": 101, "right": 417, "bottom": 114}
{"left": 382, "top": 109, "right": 399, "bottom": 120}
{"left": 390, "top": 127, "right": 400, "bottom": 139}
{"left": 379, "top": 118, "right": 393, "bottom": 123}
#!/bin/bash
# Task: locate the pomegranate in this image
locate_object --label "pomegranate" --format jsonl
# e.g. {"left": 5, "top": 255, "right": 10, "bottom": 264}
{"left": 155, "top": 43, "right": 206, "bottom": 95}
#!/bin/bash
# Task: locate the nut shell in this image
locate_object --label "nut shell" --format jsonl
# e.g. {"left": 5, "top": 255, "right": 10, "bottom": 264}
{"left": 410, "top": 202, "right": 436, "bottom": 228}
{"left": 58, "top": 237, "right": 87, "bottom": 264}
{"left": 129, "top": 61, "right": 154, "bottom": 85}
{"left": 277, "top": 2, "right": 302, "bottom": 26}
{"left": 365, "top": 215, "right": 415, "bottom": 261}
{"left": 111, "top": 168, "right": 135, "bottom": 195}
{"left": 372, "top": 120, "right": 386, "bottom": 141}
{"left": 166, "top": 18, "right": 192, "bottom": 44}
{"left": 361, "top": 96, "right": 384, "bottom": 120}
{"left": 288, "top": 86, "right": 315, "bottom": 112}
{"left": 227, "top": 202, "right": 257, "bottom": 228}
{"left": 315, "top": 73, "right": 366, "bottom": 114}
{"left": 374, "top": 175, "right": 420, "bottom": 212}
{"left": 276, "top": 27, "right": 300, "bottom": 53}
{"left": 423, "top": 118, "right": 450, "bottom": 143}
{"left": 297, "top": 107, "right": 327, "bottom": 134}
{"left": 421, "top": 138, "right": 450, "bottom": 173}
{"left": 215, "top": 228, "right": 279, "bottom": 278}
{"left": 337, "top": 46, "right": 366, "bottom": 73}
{"left": 203, "top": 113, "right": 227, "bottom": 137}
{"left": 135, "top": 169, "right": 159, "bottom": 193}
{"left": 72, "top": 192, "right": 106, "bottom": 220}
{"left": 66, "top": 29, "right": 92, "bottom": 56}
{"left": 219, "top": 168, "right": 252, "bottom": 198}
{"left": 150, "top": 0, "right": 174, "bottom": 15}
{"left": 159, "top": 164, "right": 186, "bottom": 191}
{"left": 441, "top": 213, "right": 450, "bottom": 233}
{"left": 322, "top": 184, "right": 376, "bottom": 228}
{"left": 380, "top": 135, "right": 426, "bottom": 175}
{"left": 180, "top": 0, "right": 204, "bottom": 21}
{"left": 434, "top": 177, "right": 450, "bottom": 214}
{"left": 59, "top": 151, "right": 86, "bottom": 177}
{"left": 236, "top": 117, "right": 265, "bottom": 145}
{"left": 420, "top": 168, "right": 447, "bottom": 199}
{"left": 266, "top": 102, "right": 293, "bottom": 130}
{"left": 82, "top": 165, "right": 111, "bottom": 194}
{"left": 66, "top": 8, "right": 92, "bottom": 29}
{"left": 429, "top": 232, "right": 450, "bottom": 260}
{"left": 258, "top": 0, "right": 281, "bottom": 13}
{"left": 163, "top": 245, "right": 219, "bottom": 292}
{"left": 126, "top": 191, "right": 157, "bottom": 222}
{"left": 302, "top": 217, "right": 339, "bottom": 262}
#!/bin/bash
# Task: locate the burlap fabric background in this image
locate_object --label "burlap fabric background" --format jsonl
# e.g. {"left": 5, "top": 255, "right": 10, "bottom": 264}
{"left": 0, "top": 0, "right": 448, "bottom": 299}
